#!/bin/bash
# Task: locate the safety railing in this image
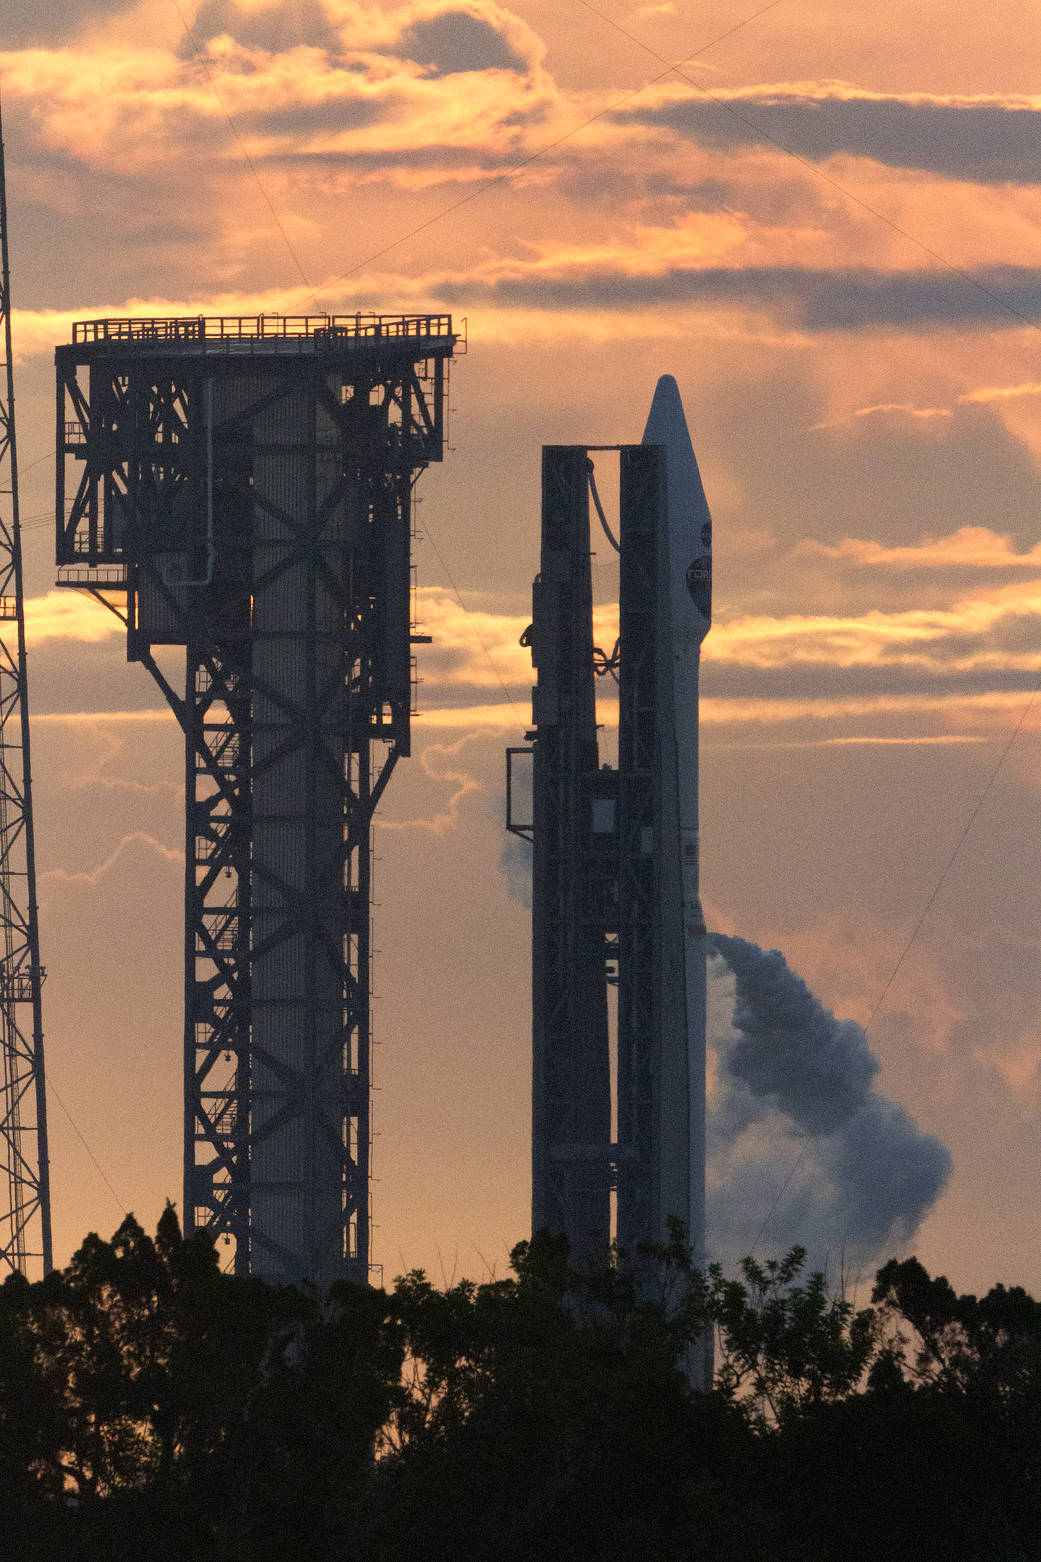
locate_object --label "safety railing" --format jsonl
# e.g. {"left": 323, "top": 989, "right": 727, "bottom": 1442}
{"left": 54, "top": 563, "right": 128, "bottom": 588}
{"left": 71, "top": 314, "right": 455, "bottom": 346}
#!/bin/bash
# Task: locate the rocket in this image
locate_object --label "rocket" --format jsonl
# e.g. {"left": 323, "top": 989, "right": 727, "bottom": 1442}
{"left": 524, "top": 373, "right": 713, "bottom": 1335}
{"left": 641, "top": 375, "right": 712, "bottom": 1282}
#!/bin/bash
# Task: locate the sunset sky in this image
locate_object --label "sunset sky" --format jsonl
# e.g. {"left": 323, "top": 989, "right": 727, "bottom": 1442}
{"left": 2, "top": 0, "right": 1039, "bottom": 1295}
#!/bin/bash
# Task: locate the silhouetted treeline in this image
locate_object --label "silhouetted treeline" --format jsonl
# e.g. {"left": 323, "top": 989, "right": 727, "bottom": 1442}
{"left": 1, "top": 1208, "right": 1037, "bottom": 1561}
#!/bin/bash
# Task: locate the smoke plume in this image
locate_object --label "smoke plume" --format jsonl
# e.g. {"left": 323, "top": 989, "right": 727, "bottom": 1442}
{"left": 708, "top": 933, "right": 952, "bottom": 1277}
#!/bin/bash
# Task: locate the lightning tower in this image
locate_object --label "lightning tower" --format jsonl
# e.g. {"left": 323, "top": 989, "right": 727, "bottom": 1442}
{"left": 0, "top": 106, "right": 53, "bottom": 1279}
{"left": 56, "top": 313, "right": 455, "bottom": 1285}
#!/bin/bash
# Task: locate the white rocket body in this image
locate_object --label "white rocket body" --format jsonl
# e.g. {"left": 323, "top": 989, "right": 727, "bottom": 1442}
{"left": 641, "top": 375, "right": 712, "bottom": 1274}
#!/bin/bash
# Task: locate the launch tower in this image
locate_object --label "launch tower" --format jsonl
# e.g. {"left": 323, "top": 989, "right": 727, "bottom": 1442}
{"left": 56, "top": 313, "right": 456, "bottom": 1285}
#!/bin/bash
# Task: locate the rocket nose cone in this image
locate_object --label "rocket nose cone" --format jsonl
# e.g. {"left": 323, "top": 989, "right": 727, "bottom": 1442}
{"left": 640, "top": 374, "right": 710, "bottom": 527}
{"left": 641, "top": 374, "right": 713, "bottom": 632}
{"left": 642, "top": 374, "right": 689, "bottom": 451}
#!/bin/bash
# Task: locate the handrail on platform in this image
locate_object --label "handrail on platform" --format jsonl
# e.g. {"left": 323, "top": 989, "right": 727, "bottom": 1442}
{"left": 70, "top": 314, "right": 455, "bottom": 346}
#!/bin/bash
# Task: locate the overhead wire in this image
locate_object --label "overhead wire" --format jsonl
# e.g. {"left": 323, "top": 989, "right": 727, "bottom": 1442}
{"left": 162, "top": 0, "right": 787, "bottom": 316}
{"left": 162, "top": 0, "right": 1041, "bottom": 1226}
{"left": 11, "top": 0, "right": 343, "bottom": 1247}
{"left": 155, "top": 0, "right": 815, "bottom": 365}
{"left": 419, "top": 518, "right": 525, "bottom": 726}
{"left": 166, "top": 0, "right": 321, "bottom": 308}
{"left": 44, "top": 1075, "right": 128, "bottom": 1219}
{"left": 23, "top": 2, "right": 1037, "bottom": 1262}
{"left": 569, "top": 0, "right": 1041, "bottom": 332}
{"left": 80, "top": 0, "right": 1041, "bottom": 757}
{"left": 281, "top": 0, "right": 795, "bottom": 310}
{"left": 315, "top": 4, "right": 795, "bottom": 726}
{"left": 10, "top": 488, "right": 129, "bottom": 1225}
{"left": 273, "top": 0, "right": 1041, "bottom": 339}
{"left": 558, "top": 5, "right": 1041, "bottom": 1263}
{"left": 745, "top": 679, "right": 1041, "bottom": 1257}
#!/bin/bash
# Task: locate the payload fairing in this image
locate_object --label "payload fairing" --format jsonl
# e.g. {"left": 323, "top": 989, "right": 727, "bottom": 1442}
{"left": 641, "top": 374, "right": 712, "bottom": 1276}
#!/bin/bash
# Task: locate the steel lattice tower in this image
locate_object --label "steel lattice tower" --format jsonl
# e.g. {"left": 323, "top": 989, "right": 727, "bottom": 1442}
{"left": 56, "top": 314, "right": 455, "bottom": 1285}
{"left": 517, "top": 448, "right": 614, "bottom": 1268}
{"left": 0, "top": 107, "right": 53, "bottom": 1279}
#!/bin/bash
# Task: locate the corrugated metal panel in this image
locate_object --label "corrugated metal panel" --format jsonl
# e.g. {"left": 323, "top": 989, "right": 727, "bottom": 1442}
{"left": 136, "top": 560, "right": 183, "bottom": 641}
{"left": 248, "top": 381, "right": 349, "bottom": 1282}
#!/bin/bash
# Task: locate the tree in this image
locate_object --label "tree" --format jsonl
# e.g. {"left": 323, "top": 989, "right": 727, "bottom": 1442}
{"left": 2, "top": 1213, "right": 1036, "bottom": 1562}
{"left": 861, "top": 1257, "right": 1041, "bottom": 1559}
{"left": 0, "top": 1208, "right": 404, "bottom": 1560}
{"left": 727, "top": 1256, "right": 1041, "bottom": 1562}
{"left": 872, "top": 1255, "right": 1041, "bottom": 1401}
{"left": 356, "top": 1231, "right": 754, "bottom": 1562}
{"left": 703, "top": 1246, "right": 879, "bottom": 1426}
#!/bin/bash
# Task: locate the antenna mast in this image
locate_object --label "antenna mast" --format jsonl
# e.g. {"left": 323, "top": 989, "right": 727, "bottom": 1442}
{"left": 0, "top": 103, "right": 53, "bottom": 1277}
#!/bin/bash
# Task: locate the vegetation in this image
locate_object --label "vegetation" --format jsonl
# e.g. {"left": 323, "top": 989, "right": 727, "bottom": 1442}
{"left": 1, "top": 1209, "right": 1037, "bottom": 1560}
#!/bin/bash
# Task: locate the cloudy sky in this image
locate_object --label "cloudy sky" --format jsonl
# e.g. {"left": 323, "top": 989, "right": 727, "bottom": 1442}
{"left": 2, "top": 0, "right": 1039, "bottom": 1294}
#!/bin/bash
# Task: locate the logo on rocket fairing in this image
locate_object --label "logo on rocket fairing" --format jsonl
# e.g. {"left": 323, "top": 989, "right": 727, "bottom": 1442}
{"left": 686, "top": 521, "right": 712, "bottom": 618}
{"left": 686, "top": 524, "right": 712, "bottom": 596}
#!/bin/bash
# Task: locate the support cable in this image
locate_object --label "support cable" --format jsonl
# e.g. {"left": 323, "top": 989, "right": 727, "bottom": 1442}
{"left": 744, "top": 680, "right": 1041, "bottom": 1257}
{"left": 282, "top": 0, "right": 1041, "bottom": 343}
{"left": 166, "top": 0, "right": 321, "bottom": 309}
{"left": 420, "top": 518, "right": 524, "bottom": 725}
{"left": 570, "top": 0, "right": 1041, "bottom": 334}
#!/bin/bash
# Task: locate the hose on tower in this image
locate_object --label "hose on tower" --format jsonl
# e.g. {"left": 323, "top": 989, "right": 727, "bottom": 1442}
{"left": 586, "top": 458, "right": 620, "bottom": 554}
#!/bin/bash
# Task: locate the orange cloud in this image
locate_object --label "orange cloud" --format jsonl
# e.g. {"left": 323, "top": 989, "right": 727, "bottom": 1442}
{"left": 795, "top": 527, "right": 1041, "bottom": 572}
{"left": 708, "top": 598, "right": 1041, "bottom": 673}
{"left": 415, "top": 588, "right": 531, "bottom": 688}
{"left": 40, "top": 830, "right": 183, "bottom": 887}
{"left": 28, "top": 578, "right": 1041, "bottom": 722}
{"left": 0, "top": 2, "right": 557, "bottom": 180}
{"left": 415, "top": 686, "right": 1041, "bottom": 740}
{"left": 414, "top": 701, "right": 525, "bottom": 728}
{"left": 377, "top": 733, "right": 485, "bottom": 833}
{"left": 854, "top": 402, "right": 953, "bottom": 421}
{"left": 24, "top": 590, "right": 127, "bottom": 645}
{"left": 961, "top": 380, "right": 1041, "bottom": 403}
{"left": 699, "top": 691, "right": 1040, "bottom": 729}
{"left": 34, "top": 710, "right": 174, "bottom": 723}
